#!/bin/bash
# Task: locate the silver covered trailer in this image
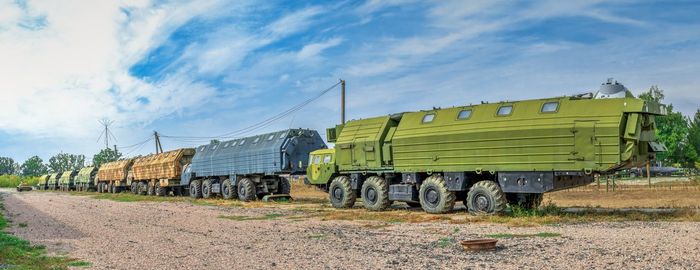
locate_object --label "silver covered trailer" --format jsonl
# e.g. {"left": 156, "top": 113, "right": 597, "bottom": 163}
{"left": 182, "top": 129, "right": 326, "bottom": 201}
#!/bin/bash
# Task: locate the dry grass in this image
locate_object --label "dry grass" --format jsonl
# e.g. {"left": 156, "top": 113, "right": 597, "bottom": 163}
{"left": 545, "top": 189, "right": 700, "bottom": 209}
{"left": 65, "top": 180, "right": 700, "bottom": 227}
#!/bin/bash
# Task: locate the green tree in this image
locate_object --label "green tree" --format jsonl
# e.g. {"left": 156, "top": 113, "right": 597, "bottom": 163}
{"left": 688, "top": 109, "right": 700, "bottom": 168}
{"left": 92, "top": 148, "right": 122, "bottom": 168}
{"left": 639, "top": 86, "right": 697, "bottom": 166}
{"left": 20, "top": 156, "right": 48, "bottom": 176}
{"left": 48, "top": 153, "right": 85, "bottom": 172}
{"left": 0, "top": 157, "right": 18, "bottom": 175}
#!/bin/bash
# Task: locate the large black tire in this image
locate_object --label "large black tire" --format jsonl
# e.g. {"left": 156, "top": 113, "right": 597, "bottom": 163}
{"left": 466, "top": 180, "right": 507, "bottom": 214}
{"left": 189, "top": 180, "right": 202, "bottom": 198}
{"left": 237, "top": 178, "right": 256, "bottom": 202}
{"left": 361, "top": 176, "right": 391, "bottom": 211}
{"left": 277, "top": 177, "right": 291, "bottom": 195}
{"left": 155, "top": 183, "right": 166, "bottom": 197}
{"left": 328, "top": 176, "right": 356, "bottom": 208}
{"left": 221, "top": 179, "right": 237, "bottom": 200}
{"left": 138, "top": 182, "right": 148, "bottom": 196}
{"left": 107, "top": 183, "right": 114, "bottom": 194}
{"left": 147, "top": 183, "right": 155, "bottom": 196}
{"left": 202, "top": 180, "right": 212, "bottom": 199}
{"left": 419, "top": 175, "right": 456, "bottom": 214}
{"left": 131, "top": 182, "right": 138, "bottom": 194}
{"left": 505, "top": 193, "right": 543, "bottom": 210}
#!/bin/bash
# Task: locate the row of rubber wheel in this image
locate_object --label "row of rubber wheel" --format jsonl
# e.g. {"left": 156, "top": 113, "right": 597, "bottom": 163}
{"left": 328, "top": 175, "right": 542, "bottom": 214}
{"left": 188, "top": 177, "right": 291, "bottom": 202}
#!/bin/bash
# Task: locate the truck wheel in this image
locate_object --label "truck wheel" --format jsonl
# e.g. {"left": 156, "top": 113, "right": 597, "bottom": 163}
{"left": 505, "top": 193, "right": 543, "bottom": 210}
{"left": 202, "top": 180, "right": 212, "bottom": 199}
{"left": 467, "top": 180, "right": 506, "bottom": 214}
{"left": 189, "top": 180, "right": 202, "bottom": 198}
{"left": 277, "top": 177, "right": 291, "bottom": 194}
{"left": 329, "top": 176, "right": 356, "bottom": 208}
{"left": 131, "top": 182, "right": 138, "bottom": 194}
{"left": 155, "top": 183, "right": 166, "bottom": 197}
{"left": 361, "top": 176, "right": 391, "bottom": 211}
{"left": 237, "top": 178, "right": 256, "bottom": 202}
{"left": 419, "top": 175, "right": 455, "bottom": 214}
{"left": 221, "top": 179, "right": 238, "bottom": 200}
{"left": 138, "top": 182, "right": 148, "bottom": 196}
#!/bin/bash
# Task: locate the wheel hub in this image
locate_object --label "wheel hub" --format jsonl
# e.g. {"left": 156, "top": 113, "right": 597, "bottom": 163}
{"left": 426, "top": 189, "right": 439, "bottom": 205}
{"left": 332, "top": 187, "right": 343, "bottom": 201}
{"left": 475, "top": 194, "right": 490, "bottom": 211}
{"left": 239, "top": 186, "right": 246, "bottom": 197}
{"left": 366, "top": 188, "right": 377, "bottom": 203}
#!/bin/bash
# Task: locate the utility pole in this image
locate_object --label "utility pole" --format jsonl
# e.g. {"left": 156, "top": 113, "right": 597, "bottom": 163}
{"left": 98, "top": 119, "right": 115, "bottom": 150}
{"left": 340, "top": 79, "right": 346, "bottom": 124}
{"left": 154, "top": 131, "right": 163, "bottom": 154}
{"left": 113, "top": 144, "right": 117, "bottom": 153}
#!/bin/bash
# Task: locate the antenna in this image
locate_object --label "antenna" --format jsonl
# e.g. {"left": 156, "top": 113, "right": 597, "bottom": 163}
{"left": 340, "top": 79, "right": 346, "bottom": 124}
{"left": 98, "top": 119, "right": 116, "bottom": 150}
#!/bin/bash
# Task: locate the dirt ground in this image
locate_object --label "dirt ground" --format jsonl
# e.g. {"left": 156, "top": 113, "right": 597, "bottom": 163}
{"left": 2, "top": 189, "right": 699, "bottom": 270}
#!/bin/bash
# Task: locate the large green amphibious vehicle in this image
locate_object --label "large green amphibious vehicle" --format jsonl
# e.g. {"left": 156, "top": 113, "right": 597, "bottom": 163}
{"left": 307, "top": 79, "right": 667, "bottom": 214}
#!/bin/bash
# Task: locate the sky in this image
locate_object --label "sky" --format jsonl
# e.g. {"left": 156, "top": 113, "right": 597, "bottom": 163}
{"left": 0, "top": 0, "right": 699, "bottom": 164}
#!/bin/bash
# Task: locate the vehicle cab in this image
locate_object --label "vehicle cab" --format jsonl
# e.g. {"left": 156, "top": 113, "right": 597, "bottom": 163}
{"left": 306, "top": 149, "right": 337, "bottom": 185}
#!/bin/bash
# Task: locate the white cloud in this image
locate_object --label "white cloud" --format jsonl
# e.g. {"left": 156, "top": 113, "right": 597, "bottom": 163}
{"left": 0, "top": 0, "right": 232, "bottom": 144}
{"left": 297, "top": 37, "right": 343, "bottom": 60}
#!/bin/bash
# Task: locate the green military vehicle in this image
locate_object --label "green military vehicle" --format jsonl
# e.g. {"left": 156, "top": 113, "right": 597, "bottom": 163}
{"left": 37, "top": 174, "right": 49, "bottom": 190}
{"left": 46, "top": 173, "right": 61, "bottom": 191}
{"left": 307, "top": 79, "right": 667, "bottom": 214}
{"left": 74, "top": 166, "right": 98, "bottom": 192}
{"left": 59, "top": 170, "right": 78, "bottom": 191}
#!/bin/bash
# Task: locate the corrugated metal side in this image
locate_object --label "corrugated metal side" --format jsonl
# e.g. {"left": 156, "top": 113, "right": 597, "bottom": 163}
{"left": 47, "top": 173, "right": 60, "bottom": 185}
{"left": 74, "top": 167, "right": 97, "bottom": 184}
{"left": 334, "top": 116, "right": 393, "bottom": 171}
{"left": 132, "top": 148, "right": 194, "bottom": 180}
{"left": 59, "top": 171, "right": 76, "bottom": 184}
{"left": 97, "top": 159, "right": 135, "bottom": 182}
{"left": 391, "top": 97, "right": 625, "bottom": 173}
{"left": 190, "top": 129, "right": 326, "bottom": 177}
{"left": 38, "top": 174, "right": 49, "bottom": 185}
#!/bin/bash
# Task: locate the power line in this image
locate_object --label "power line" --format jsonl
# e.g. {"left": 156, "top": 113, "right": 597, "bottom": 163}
{"left": 162, "top": 80, "right": 342, "bottom": 140}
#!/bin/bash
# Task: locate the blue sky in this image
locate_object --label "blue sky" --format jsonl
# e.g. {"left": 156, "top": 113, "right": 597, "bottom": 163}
{"left": 0, "top": 0, "right": 699, "bottom": 163}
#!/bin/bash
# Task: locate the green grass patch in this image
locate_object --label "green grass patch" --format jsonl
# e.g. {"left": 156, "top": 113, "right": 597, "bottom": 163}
{"left": 307, "top": 234, "right": 326, "bottom": 239}
{"left": 218, "top": 213, "right": 286, "bottom": 221}
{"left": 486, "top": 232, "right": 562, "bottom": 239}
{"left": 0, "top": 196, "right": 88, "bottom": 269}
{"left": 67, "top": 261, "right": 92, "bottom": 267}
{"left": 436, "top": 237, "right": 453, "bottom": 248}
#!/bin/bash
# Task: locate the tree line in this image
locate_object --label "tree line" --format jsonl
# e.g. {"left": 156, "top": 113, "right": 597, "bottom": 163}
{"left": 0, "top": 148, "right": 122, "bottom": 177}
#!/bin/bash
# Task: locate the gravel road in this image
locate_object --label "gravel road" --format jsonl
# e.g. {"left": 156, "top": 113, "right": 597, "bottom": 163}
{"left": 2, "top": 190, "right": 699, "bottom": 270}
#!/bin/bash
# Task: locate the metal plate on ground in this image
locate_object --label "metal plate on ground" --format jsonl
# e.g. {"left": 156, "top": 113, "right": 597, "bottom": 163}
{"left": 460, "top": 239, "right": 498, "bottom": 251}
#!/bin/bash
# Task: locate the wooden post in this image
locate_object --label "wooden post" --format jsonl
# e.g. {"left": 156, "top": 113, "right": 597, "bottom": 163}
{"left": 646, "top": 160, "right": 651, "bottom": 188}
{"left": 612, "top": 175, "right": 616, "bottom": 192}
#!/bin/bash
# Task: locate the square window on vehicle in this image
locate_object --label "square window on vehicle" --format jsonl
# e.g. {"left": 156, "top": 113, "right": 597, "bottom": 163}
{"left": 253, "top": 137, "right": 260, "bottom": 143}
{"left": 323, "top": 154, "right": 332, "bottom": 164}
{"left": 239, "top": 139, "right": 246, "bottom": 145}
{"left": 267, "top": 134, "right": 275, "bottom": 140}
{"left": 422, "top": 113, "right": 435, "bottom": 123}
{"left": 313, "top": 155, "right": 321, "bottom": 164}
{"left": 457, "top": 109, "right": 472, "bottom": 119}
{"left": 541, "top": 102, "right": 559, "bottom": 113}
{"left": 279, "top": 132, "right": 287, "bottom": 139}
{"left": 497, "top": 105, "right": 513, "bottom": 116}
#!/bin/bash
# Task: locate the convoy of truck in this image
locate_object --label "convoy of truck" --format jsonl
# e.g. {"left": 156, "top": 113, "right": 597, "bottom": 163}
{"left": 29, "top": 80, "right": 667, "bottom": 214}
